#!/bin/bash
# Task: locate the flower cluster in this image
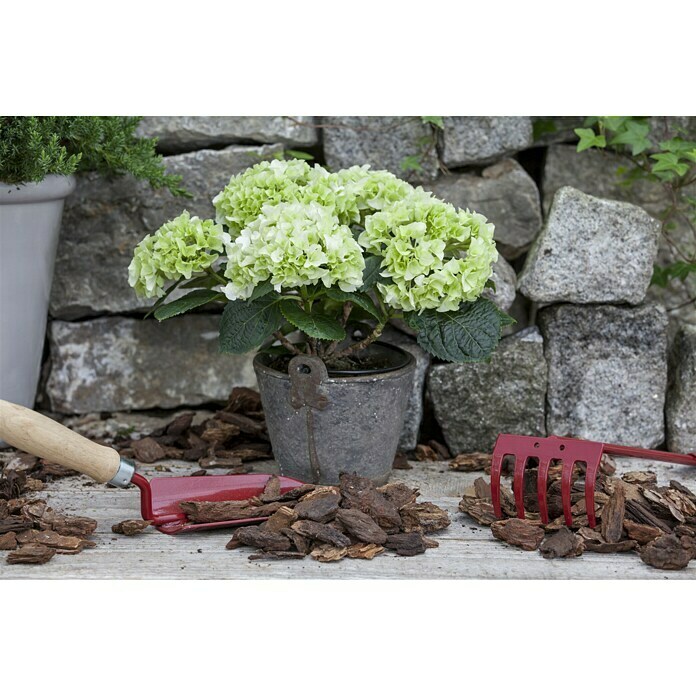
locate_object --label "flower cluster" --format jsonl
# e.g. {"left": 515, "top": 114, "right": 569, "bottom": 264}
{"left": 128, "top": 211, "right": 228, "bottom": 298}
{"left": 222, "top": 202, "right": 364, "bottom": 300}
{"left": 359, "top": 196, "right": 497, "bottom": 312}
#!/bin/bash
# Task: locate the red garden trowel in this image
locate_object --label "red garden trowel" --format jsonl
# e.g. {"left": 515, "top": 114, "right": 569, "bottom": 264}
{"left": 0, "top": 400, "right": 305, "bottom": 534}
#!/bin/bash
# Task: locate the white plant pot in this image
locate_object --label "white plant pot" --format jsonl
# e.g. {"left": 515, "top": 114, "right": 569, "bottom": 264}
{"left": 0, "top": 175, "right": 76, "bottom": 415}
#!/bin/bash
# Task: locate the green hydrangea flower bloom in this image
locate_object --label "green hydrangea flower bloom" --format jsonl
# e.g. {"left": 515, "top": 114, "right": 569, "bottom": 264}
{"left": 222, "top": 201, "right": 365, "bottom": 300}
{"left": 359, "top": 196, "right": 498, "bottom": 312}
{"left": 213, "top": 159, "right": 316, "bottom": 236}
{"left": 128, "top": 210, "right": 228, "bottom": 298}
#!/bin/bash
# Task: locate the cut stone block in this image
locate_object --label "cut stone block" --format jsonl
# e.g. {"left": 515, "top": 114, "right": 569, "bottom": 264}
{"left": 518, "top": 186, "right": 660, "bottom": 305}
{"left": 45, "top": 316, "right": 256, "bottom": 413}
{"left": 539, "top": 303, "right": 668, "bottom": 448}
{"left": 137, "top": 116, "right": 317, "bottom": 152}
{"left": 441, "top": 117, "right": 533, "bottom": 167}
{"left": 428, "top": 159, "right": 542, "bottom": 259}
{"left": 428, "top": 328, "right": 547, "bottom": 454}
{"left": 666, "top": 325, "right": 696, "bottom": 454}
{"left": 322, "top": 116, "right": 439, "bottom": 180}
{"left": 50, "top": 144, "right": 280, "bottom": 319}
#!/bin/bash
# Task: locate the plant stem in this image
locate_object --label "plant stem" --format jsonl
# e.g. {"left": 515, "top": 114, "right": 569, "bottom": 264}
{"left": 273, "top": 331, "right": 302, "bottom": 355}
{"left": 333, "top": 324, "right": 384, "bottom": 359}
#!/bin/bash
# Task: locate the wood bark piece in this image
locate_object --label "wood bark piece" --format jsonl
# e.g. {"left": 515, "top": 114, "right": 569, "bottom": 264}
{"left": 216, "top": 411, "right": 266, "bottom": 437}
{"left": 224, "top": 386, "right": 263, "bottom": 414}
{"left": 132, "top": 437, "right": 166, "bottom": 463}
{"left": 16, "top": 529, "right": 86, "bottom": 553}
{"left": 376, "top": 482, "right": 419, "bottom": 509}
{"left": 624, "top": 519, "right": 663, "bottom": 544}
{"left": 234, "top": 526, "right": 292, "bottom": 552}
{"left": 339, "top": 473, "right": 401, "bottom": 533}
{"left": 7, "top": 544, "right": 56, "bottom": 565}
{"left": 294, "top": 491, "right": 340, "bottom": 523}
{"left": 281, "top": 528, "right": 312, "bottom": 555}
{"left": 347, "top": 543, "right": 385, "bottom": 559}
{"left": 385, "top": 532, "right": 427, "bottom": 556}
{"left": 400, "top": 502, "right": 450, "bottom": 533}
{"left": 458, "top": 496, "right": 498, "bottom": 526}
{"left": 260, "top": 506, "right": 298, "bottom": 533}
{"left": 165, "top": 412, "right": 195, "bottom": 436}
{"left": 625, "top": 499, "right": 673, "bottom": 533}
{"left": 248, "top": 550, "right": 306, "bottom": 561}
{"left": 601, "top": 481, "right": 626, "bottom": 543}
{"left": 200, "top": 420, "right": 241, "bottom": 446}
{"left": 198, "top": 456, "right": 246, "bottom": 471}
{"left": 392, "top": 451, "right": 411, "bottom": 470}
{"left": 179, "top": 500, "right": 285, "bottom": 523}
{"left": 277, "top": 484, "right": 316, "bottom": 502}
{"left": 583, "top": 539, "right": 638, "bottom": 554}
{"left": 449, "top": 452, "right": 491, "bottom": 472}
{"left": 335, "top": 509, "right": 388, "bottom": 545}
{"left": 415, "top": 444, "right": 438, "bottom": 461}
{"left": 640, "top": 534, "right": 694, "bottom": 570}
{"left": 259, "top": 475, "right": 281, "bottom": 503}
{"left": 491, "top": 519, "right": 545, "bottom": 551}
{"left": 0, "top": 516, "right": 31, "bottom": 534}
{"left": 622, "top": 471, "right": 657, "bottom": 486}
{"left": 0, "top": 532, "right": 18, "bottom": 550}
{"left": 540, "top": 528, "right": 584, "bottom": 559}
{"left": 41, "top": 512, "right": 98, "bottom": 538}
{"left": 112, "top": 519, "right": 152, "bottom": 536}
{"left": 310, "top": 544, "right": 348, "bottom": 562}
{"left": 291, "top": 520, "right": 350, "bottom": 548}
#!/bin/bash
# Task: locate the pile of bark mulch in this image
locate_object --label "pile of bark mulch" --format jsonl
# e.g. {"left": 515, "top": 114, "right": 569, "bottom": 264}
{"left": 0, "top": 469, "right": 98, "bottom": 565}
{"left": 112, "top": 387, "right": 271, "bottom": 473}
{"left": 458, "top": 456, "right": 696, "bottom": 571}
{"left": 183, "top": 472, "right": 451, "bottom": 563}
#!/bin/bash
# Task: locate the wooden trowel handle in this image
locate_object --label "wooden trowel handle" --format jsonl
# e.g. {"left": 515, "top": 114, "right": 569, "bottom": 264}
{"left": 0, "top": 400, "right": 123, "bottom": 483}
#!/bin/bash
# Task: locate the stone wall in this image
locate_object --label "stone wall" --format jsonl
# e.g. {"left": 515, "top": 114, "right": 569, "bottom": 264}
{"left": 40, "top": 116, "right": 696, "bottom": 455}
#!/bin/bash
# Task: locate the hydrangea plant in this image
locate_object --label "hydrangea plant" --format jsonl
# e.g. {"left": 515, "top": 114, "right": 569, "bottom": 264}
{"left": 129, "top": 159, "right": 512, "bottom": 363}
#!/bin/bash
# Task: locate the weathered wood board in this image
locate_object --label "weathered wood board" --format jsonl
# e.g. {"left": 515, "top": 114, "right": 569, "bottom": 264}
{"left": 2, "top": 458, "right": 696, "bottom": 579}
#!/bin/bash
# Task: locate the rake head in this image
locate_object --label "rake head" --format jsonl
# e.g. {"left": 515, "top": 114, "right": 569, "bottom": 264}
{"left": 491, "top": 434, "right": 696, "bottom": 528}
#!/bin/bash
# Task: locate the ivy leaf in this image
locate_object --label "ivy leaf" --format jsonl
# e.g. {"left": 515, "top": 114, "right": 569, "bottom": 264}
{"left": 400, "top": 155, "right": 423, "bottom": 173}
{"left": 219, "top": 296, "right": 283, "bottom": 354}
{"left": 280, "top": 302, "right": 346, "bottom": 341}
{"left": 284, "top": 149, "right": 314, "bottom": 161}
{"left": 359, "top": 255, "right": 384, "bottom": 290}
{"left": 575, "top": 128, "right": 606, "bottom": 152}
{"left": 651, "top": 261, "right": 696, "bottom": 287}
{"left": 405, "top": 298, "right": 513, "bottom": 363}
{"left": 421, "top": 116, "right": 444, "bottom": 129}
{"left": 532, "top": 118, "right": 557, "bottom": 142}
{"left": 154, "top": 289, "right": 221, "bottom": 321}
{"left": 650, "top": 152, "right": 689, "bottom": 178}
{"left": 608, "top": 120, "right": 651, "bottom": 156}
{"left": 325, "top": 287, "right": 382, "bottom": 320}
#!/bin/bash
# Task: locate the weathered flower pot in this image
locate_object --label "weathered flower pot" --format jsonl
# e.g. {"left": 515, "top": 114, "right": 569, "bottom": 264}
{"left": 0, "top": 176, "right": 75, "bottom": 412}
{"left": 254, "top": 342, "right": 415, "bottom": 485}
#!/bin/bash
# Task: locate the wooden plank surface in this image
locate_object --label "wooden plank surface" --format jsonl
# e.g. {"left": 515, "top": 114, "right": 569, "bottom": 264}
{"left": 2, "top": 457, "right": 696, "bottom": 579}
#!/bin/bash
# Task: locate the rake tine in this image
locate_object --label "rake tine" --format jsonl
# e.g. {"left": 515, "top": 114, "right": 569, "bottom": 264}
{"left": 513, "top": 455, "right": 527, "bottom": 519}
{"left": 537, "top": 458, "right": 552, "bottom": 524}
{"left": 585, "top": 459, "right": 601, "bottom": 528}
{"left": 561, "top": 459, "right": 575, "bottom": 527}
{"left": 490, "top": 451, "right": 505, "bottom": 519}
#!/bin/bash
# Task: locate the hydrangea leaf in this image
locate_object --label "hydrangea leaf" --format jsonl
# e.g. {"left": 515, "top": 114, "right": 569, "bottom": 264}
{"left": 359, "top": 255, "right": 385, "bottom": 291}
{"left": 154, "top": 289, "right": 221, "bottom": 321}
{"left": 280, "top": 302, "right": 347, "bottom": 341}
{"left": 325, "top": 287, "right": 382, "bottom": 320}
{"left": 219, "top": 296, "right": 283, "bottom": 354}
{"left": 405, "top": 298, "right": 512, "bottom": 363}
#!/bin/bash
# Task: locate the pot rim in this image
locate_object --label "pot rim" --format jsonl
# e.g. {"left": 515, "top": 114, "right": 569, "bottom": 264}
{"left": 253, "top": 341, "right": 416, "bottom": 383}
{"left": 0, "top": 174, "right": 76, "bottom": 205}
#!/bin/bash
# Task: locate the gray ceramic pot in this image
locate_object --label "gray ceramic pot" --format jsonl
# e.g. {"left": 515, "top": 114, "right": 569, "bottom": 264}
{"left": 0, "top": 176, "right": 76, "bottom": 413}
{"left": 254, "top": 342, "right": 416, "bottom": 485}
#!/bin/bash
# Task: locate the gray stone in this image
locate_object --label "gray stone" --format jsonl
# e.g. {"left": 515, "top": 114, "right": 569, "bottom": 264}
{"left": 322, "top": 116, "right": 439, "bottom": 181}
{"left": 381, "top": 326, "right": 431, "bottom": 451}
{"left": 50, "top": 144, "right": 281, "bottom": 319}
{"left": 428, "top": 327, "right": 547, "bottom": 454}
{"left": 441, "top": 117, "right": 533, "bottom": 167}
{"left": 45, "top": 316, "right": 256, "bottom": 414}
{"left": 137, "top": 116, "right": 317, "bottom": 152}
{"left": 666, "top": 325, "right": 696, "bottom": 453}
{"left": 427, "top": 159, "right": 542, "bottom": 259}
{"left": 518, "top": 186, "right": 660, "bottom": 305}
{"left": 483, "top": 256, "right": 517, "bottom": 312}
{"left": 543, "top": 145, "right": 696, "bottom": 329}
{"left": 539, "top": 303, "right": 668, "bottom": 448}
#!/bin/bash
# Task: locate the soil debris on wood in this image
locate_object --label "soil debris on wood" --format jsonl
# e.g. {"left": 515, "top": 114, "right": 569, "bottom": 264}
{"left": 457, "top": 455, "right": 696, "bottom": 571}
{"left": 112, "top": 519, "right": 152, "bottom": 536}
{"left": 216, "top": 471, "right": 449, "bottom": 564}
{"left": 0, "top": 465, "right": 98, "bottom": 566}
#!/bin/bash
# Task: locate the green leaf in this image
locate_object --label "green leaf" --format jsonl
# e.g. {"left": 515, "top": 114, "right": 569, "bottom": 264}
{"left": 154, "top": 289, "right": 221, "bottom": 321}
{"left": 650, "top": 152, "right": 689, "bottom": 178}
{"left": 405, "top": 298, "right": 512, "bottom": 363}
{"left": 359, "top": 255, "right": 384, "bottom": 290}
{"left": 400, "top": 155, "right": 423, "bottom": 173}
{"left": 325, "top": 287, "right": 382, "bottom": 320}
{"left": 219, "top": 297, "right": 283, "bottom": 354}
{"left": 421, "top": 116, "right": 445, "bottom": 129}
{"left": 532, "top": 118, "right": 557, "bottom": 142}
{"left": 575, "top": 128, "right": 606, "bottom": 152}
{"left": 180, "top": 275, "right": 217, "bottom": 290}
{"left": 249, "top": 280, "right": 275, "bottom": 301}
{"left": 608, "top": 120, "right": 651, "bottom": 155}
{"left": 284, "top": 149, "right": 314, "bottom": 161}
{"left": 651, "top": 261, "right": 696, "bottom": 287}
{"left": 280, "top": 302, "right": 346, "bottom": 340}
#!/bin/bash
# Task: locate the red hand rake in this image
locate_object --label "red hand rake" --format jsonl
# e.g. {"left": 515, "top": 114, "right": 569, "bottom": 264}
{"left": 491, "top": 434, "right": 696, "bottom": 528}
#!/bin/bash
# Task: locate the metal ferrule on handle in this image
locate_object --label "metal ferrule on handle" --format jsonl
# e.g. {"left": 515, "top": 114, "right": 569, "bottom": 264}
{"left": 109, "top": 458, "right": 136, "bottom": 488}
